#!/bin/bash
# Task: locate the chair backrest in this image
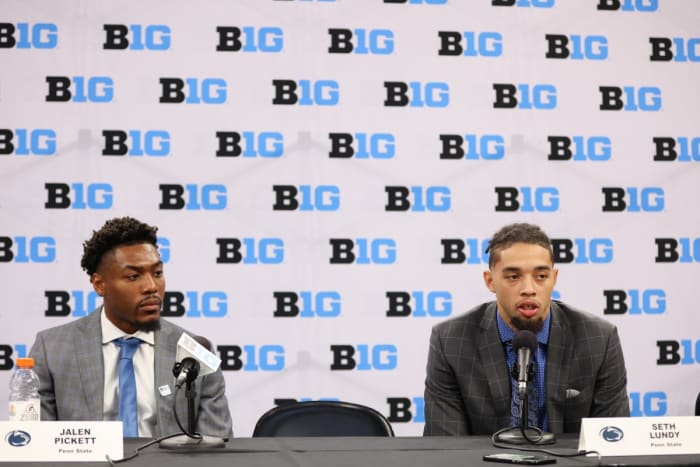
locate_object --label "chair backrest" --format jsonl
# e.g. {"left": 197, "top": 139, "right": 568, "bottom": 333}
{"left": 252, "top": 400, "right": 395, "bottom": 437}
{"left": 696, "top": 392, "right": 700, "bottom": 416}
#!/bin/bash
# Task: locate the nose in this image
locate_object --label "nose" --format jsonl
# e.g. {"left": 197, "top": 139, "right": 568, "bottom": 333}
{"left": 141, "top": 273, "right": 158, "bottom": 293}
{"left": 521, "top": 275, "right": 536, "bottom": 295}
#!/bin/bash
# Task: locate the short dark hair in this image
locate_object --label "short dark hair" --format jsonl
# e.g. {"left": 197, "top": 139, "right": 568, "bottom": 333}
{"left": 485, "top": 223, "right": 553, "bottom": 269}
{"left": 80, "top": 217, "right": 159, "bottom": 276}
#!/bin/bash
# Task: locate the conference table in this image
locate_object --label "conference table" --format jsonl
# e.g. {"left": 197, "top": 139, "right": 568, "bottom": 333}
{"left": 2, "top": 435, "right": 698, "bottom": 467}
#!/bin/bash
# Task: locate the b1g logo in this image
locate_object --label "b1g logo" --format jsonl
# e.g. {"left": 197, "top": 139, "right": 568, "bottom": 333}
{"left": 440, "top": 238, "right": 490, "bottom": 264}
{"left": 601, "top": 187, "right": 664, "bottom": 212}
{"left": 329, "top": 238, "right": 397, "bottom": 264}
{"left": 330, "top": 344, "right": 397, "bottom": 370}
{"left": 0, "top": 129, "right": 56, "bottom": 156}
{"left": 216, "top": 26, "right": 283, "bottom": 52}
{"left": 438, "top": 31, "right": 502, "bottom": 57}
{"left": 273, "top": 291, "right": 341, "bottom": 318}
{"left": 654, "top": 238, "right": 700, "bottom": 263}
{"left": 629, "top": 391, "right": 667, "bottom": 416}
{"left": 218, "top": 345, "right": 285, "bottom": 371}
{"left": 160, "top": 291, "right": 228, "bottom": 318}
{"left": 0, "top": 237, "right": 56, "bottom": 263}
{"left": 0, "top": 345, "right": 28, "bottom": 370}
{"left": 653, "top": 137, "right": 700, "bottom": 162}
{"left": 547, "top": 136, "right": 611, "bottom": 161}
{"left": 45, "top": 183, "right": 113, "bottom": 209}
{"left": 384, "top": 81, "right": 449, "bottom": 108}
{"left": 0, "top": 23, "right": 57, "bottom": 48}
{"left": 216, "top": 238, "right": 285, "bottom": 264}
{"left": 494, "top": 186, "right": 559, "bottom": 212}
{"left": 439, "top": 134, "right": 505, "bottom": 160}
{"left": 492, "top": 0, "right": 554, "bottom": 7}
{"left": 272, "top": 185, "right": 340, "bottom": 211}
{"left": 45, "top": 290, "right": 102, "bottom": 317}
{"left": 46, "top": 76, "right": 113, "bottom": 103}
{"left": 386, "top": 397, "right": 425, "bottom": 423}
{"left": 545, "top": 34, "right": 608, "bottom": 60}
{"left": 102, "top": 130, "right": 170, "bottom": 156}
{"left": 551, "top": 238, "right": 613, "bottom": 264}
{"left": 385, "top": 186, "right": 451, "bottom": 212}
{"left": 386, "top": 291, "right": 452, "bottom": 317}
{"left": 328, "top": 28, "right": 394, "bottom": 54}
{"left": 596, "top": 0, "right": 658, "bottom": 11}
{"left": 272, "top": 80, "right": 339, "bottom": 106}
{"left": 493, "top": 83, "right": 557, "bottom": 109}
{"left": 328, "top": 133, "right": 395, "bottom": 159}
{"left": 159, "top": 184, "right": 226, "bottom": 210}
{"left": 657, "top": 340, "right": 700, "bottom": 365}
{"left": 216, "top": 131, "right": 284, "bottom": 158}
{"left": 599, "top": 86, "right": 661, "bottom": 111}
{"left": 603, "top": 289, "right": 666, "bottom": 315}
{"left": 159, "top": 78, "right": 227, "bottom": 104}
{"left": 650, "top": 37, "right": 700, "bottom": 62}
{"left": 103, "top": 24, "right": 171, "bottom": 50}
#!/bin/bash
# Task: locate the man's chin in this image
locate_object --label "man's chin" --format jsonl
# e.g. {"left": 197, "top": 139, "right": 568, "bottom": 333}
{"left": 136, "top": 318, "right": 161, "bottom": 333}
{"left": 512, "top": 316, "right": 544, "bottom": 334}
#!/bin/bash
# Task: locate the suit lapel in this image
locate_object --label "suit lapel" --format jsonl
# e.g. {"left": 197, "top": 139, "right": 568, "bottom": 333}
{"left": 545, "top": 302, "right": 571, "bottom": 433}
{"left": 75, "top": 308, "right": 106, "bottom": 420}
{"left": 154, "top": 323, "right": 179, "bottom": 432}
{"left": 478, "top": 304, "right": 511, "bottom": 420}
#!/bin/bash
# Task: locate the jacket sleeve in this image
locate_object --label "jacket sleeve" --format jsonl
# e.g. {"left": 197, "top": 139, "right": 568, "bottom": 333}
{"left": 423, "top": 326, "right": 470, "bottom": 436}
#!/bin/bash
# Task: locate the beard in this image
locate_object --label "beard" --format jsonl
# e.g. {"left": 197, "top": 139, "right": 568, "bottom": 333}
{"left": 135, "top": 318, "right": 161, "bottom": 333}
{"left": 511, "top": 315, "right": 545, "bottom": 334}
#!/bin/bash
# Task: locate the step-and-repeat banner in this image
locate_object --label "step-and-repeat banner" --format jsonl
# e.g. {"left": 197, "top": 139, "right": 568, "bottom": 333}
{"left": 1, "top": 0, "right": 698, "bottom": 436}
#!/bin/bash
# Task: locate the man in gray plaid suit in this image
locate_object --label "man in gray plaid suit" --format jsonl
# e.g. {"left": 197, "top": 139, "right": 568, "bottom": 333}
{"left": 29, "top": 217, "right": 233, "bottom": 439}
{"left": 423, "top": 223, "right": 629, "bottom": 436}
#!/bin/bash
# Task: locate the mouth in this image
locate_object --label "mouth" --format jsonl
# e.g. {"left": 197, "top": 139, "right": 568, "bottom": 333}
{"left": 138, "top": 298, "right": 162, "bottom": 312}
{"left": 517, "top": 301, "right": 540, "bottom": 318}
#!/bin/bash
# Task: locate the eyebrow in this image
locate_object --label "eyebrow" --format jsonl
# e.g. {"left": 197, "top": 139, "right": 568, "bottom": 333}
{"left": 121, "top": 261, "right": 163, "bottom": 272}
{"left": 501, "top": 265, "right": 551, "bottom": 273}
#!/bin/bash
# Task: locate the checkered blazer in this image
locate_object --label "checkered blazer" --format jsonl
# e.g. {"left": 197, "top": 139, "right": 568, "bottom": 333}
{"left": 423, "top": 301, "right": 629, "bottom": 435}
{"left": 29, "top": 308, "right": 233, "bottom": 438}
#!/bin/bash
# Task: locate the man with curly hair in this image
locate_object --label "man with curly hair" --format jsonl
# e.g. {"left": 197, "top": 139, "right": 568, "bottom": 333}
{"left": 29, "top": 217, "right": 233, "bottom": 439}
{"left": 423, "top": 223, "right": 629, "bottom": 437}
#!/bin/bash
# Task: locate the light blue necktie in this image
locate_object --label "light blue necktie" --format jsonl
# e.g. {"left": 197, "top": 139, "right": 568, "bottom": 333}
{"left": 114, "top": 337, "right": 141, "bottom": 437}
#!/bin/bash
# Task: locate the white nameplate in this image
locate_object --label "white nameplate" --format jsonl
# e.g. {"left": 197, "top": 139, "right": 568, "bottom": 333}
{"left": 578, "top": 416, "right": 700, "bottom": 457}
{"left": 0, "top": 421, "right": 123, "bottom": 462}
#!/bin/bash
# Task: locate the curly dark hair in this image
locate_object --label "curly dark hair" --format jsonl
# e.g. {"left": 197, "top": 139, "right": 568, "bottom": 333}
{"left": 80, "top": 217, "right": 159, "bottom": 276}
{"left": 485, "top": 223, "right": 553, "bottom": 269}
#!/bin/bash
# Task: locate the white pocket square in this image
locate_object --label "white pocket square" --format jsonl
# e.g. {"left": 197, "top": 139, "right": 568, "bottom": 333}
{"left": 565, "top": 388, "right": 581, "bottom": 399}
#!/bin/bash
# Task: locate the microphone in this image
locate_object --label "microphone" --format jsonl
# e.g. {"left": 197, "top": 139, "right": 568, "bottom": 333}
{"left": 172, "top": 334, "right": 220, "bottom": 387}
{"left": 512, "top": 330, "right": 538, "bottom": 400}
{"left": 492, "top": 329, "right": 555, "bottom": 446}
{"left": 161, "top": 333, "right": 225, "bottom": 450}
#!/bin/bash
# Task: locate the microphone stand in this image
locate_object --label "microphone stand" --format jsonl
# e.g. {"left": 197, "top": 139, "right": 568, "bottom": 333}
{"left": 159, "top": 364, "right": 226, "bottom": 450}
{"left": 493, "top": 363, "right": 556, "bottom": 445}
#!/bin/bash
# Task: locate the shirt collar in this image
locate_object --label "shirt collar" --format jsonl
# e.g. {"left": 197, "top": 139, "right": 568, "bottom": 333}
{"left": 100, "top": 306, "right": 155, "bottom": 346}
{"left": 496, "top": 307, "right": 551, "bottom": 345}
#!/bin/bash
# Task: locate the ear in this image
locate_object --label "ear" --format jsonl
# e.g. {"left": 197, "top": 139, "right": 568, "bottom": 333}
{"left": 483, "top": 270, "right": 496, "bottom": 293}
{"left": 91, "top": 273, "right": 105, "bottom": 296}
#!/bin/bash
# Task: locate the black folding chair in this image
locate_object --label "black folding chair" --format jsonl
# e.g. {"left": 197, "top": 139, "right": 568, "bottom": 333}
{"left": 252, "top": 400, "right": 395, "bottom": 437}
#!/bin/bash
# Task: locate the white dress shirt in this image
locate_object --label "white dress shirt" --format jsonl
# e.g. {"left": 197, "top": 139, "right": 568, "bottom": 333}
{"left": 101, "top": 309, "right": 157, "bottom": 437}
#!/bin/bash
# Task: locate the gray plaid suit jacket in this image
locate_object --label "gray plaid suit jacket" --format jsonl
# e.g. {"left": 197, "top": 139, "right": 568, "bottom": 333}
{"left": 423, "top": 301, "right": 629, "bottom": 436}
{"left": 29, "top": 308, "right": 233, "bottom": 438}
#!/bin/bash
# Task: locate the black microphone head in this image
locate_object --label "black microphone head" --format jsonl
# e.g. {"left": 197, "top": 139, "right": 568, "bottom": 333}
{"left": 193, "top": 335, "right": 213, "bottom": 352}
{"left": 512, "top": 330, "right": 538, "bottom": 354}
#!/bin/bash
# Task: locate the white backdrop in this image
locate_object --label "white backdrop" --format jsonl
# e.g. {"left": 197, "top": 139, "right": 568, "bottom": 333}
{"left": 1, "top": 0, "right": 699, "bottom": 437}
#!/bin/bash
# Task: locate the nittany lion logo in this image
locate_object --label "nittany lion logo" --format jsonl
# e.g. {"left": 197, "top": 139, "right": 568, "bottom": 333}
{"left": 599, "top": 426, "right": 624, "bottom": 442}
{"left": 5, "top": 430, "right": 31, "bottom": 447}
